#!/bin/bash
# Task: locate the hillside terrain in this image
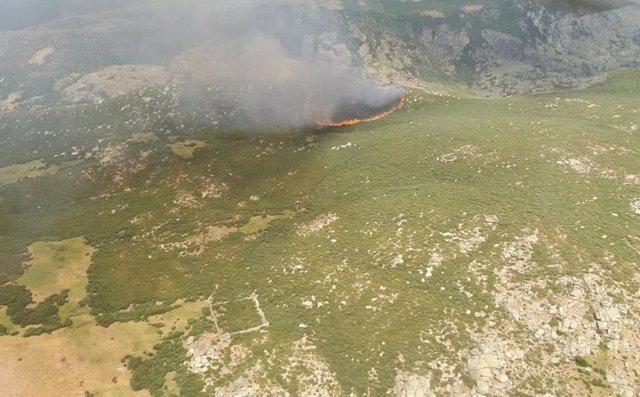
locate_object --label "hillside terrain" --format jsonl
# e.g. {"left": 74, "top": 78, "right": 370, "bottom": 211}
{"left": 1, "top": 1, "right": 640, "bottom": 396}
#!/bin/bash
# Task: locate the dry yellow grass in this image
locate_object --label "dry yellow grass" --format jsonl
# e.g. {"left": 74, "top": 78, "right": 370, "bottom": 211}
{"left": 0, "top": 297, "right": 209, "bottom": 397}
{"left": 0, "top": 238, "right": 209, "bottom": 396}
{"left": 0, "top": 314, "right": 154, "bottom": 397}
{"left": 20, "top": 237, "right": 94, "bottom": 304}
{"left": 147, "top": 299, "right": 209, "bottom": 333}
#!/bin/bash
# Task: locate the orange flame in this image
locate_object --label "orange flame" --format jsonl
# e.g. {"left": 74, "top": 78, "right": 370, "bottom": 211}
{"left": 306, "top": 94, "right": 405, "bottom": 127}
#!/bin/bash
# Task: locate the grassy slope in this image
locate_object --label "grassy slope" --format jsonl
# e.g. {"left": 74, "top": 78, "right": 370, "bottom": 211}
{"left": 0, "top": 69, "right": 638, "bottom": 394}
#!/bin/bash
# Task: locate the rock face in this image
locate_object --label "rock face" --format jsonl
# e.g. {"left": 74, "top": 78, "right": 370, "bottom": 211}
{"left": 487, "top": 250, "right": 640, "bottom": 397}
{"left": 466, "top": 341, "right": 522, "bottom": 395}
{"left": 0, "top": 91, "right": 22, "bottom": 112}
{"left": 417, "top": 25, "right": 470, "bottom": 77}
{"left": 28, "top": 47, "right": 55, "bottom": 66}
{"left": 344, "top": 0, "right": 640, "bottom": 95}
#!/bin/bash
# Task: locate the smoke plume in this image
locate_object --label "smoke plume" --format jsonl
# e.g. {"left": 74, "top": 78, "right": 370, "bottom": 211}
{"left": 150, "top": 0, "right": 407, "bottom": 130}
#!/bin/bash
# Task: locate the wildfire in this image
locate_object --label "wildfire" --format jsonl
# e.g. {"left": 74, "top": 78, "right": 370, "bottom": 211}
{"left": 305, "top": 93, "right": 405, "bottom": 128}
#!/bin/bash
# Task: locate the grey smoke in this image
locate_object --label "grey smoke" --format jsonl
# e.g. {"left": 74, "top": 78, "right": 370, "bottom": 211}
{"left": 350, "top": 86, "right": 406, "bottom": 109}
{"left": 148, "top": 0, "right": 406, "bottom": 129}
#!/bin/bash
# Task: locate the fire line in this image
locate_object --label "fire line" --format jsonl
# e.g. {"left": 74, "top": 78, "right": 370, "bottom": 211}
{"left": 305, "top": 94, "right": 405, "bottom": 128}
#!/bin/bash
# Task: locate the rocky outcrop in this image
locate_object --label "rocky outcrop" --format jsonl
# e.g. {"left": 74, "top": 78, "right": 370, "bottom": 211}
{"left": 417, "top": 25, "right": 470, "bottom": 77}
{"left": 0, "top": 91, "right": 22, "bottom": 112}
{"left": 488, "top": 244, "right": 640, "bottom": 397}
{"left": 58, "top": 64, "right": 171, "bottom": 104}
{"left": 394, "top": 372, "right": 434, "bottom": 397}
{"left": 347, "top": 22, "right": 428, "bottom": 90}
{"left": 466, "top": 341, "right": 522, "bottom": 395}
{"left": 342, "top": 0, "right": 640, "bottom": 95}
{"left": 476, "top": 2, "right": 640, "bottom": 93}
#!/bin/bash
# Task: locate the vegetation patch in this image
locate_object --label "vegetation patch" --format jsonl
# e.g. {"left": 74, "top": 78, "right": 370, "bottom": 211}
{"left": 128, "top": 331, "right": 206, "bottom": 397}
{"left": 575, "top": 356, "right": 590, "bottom": 367}
{"left": 128, "top": 132, "right": 159, "bottom": 144}
{"left": 216, "top": 296, "right": 266, "bottom": 334}
{"left": 239, "top": 213, "right": 291, "bottom": 235}
{"left": 0, "top": 160, "right": 57, "bottom": 187}
{"left": 167, "top": 140, "right": 207, "bottom": 159}
{"left": 20, "top": 238, "right": 94, "bottom": 306}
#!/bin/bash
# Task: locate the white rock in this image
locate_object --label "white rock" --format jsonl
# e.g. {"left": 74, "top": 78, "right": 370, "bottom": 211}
{"left": 394, "top": 372, "right": 434, "bottom": 397}
{"left": 476, "top": 379, "right": 491, "bottom": 395}
{"left": 28, "top": 47, "right": 55, "bottom": 66}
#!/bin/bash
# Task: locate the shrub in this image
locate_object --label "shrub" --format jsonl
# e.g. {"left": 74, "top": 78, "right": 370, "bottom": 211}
{"left": 574, "top": 356, "right": 589, "bottom": 367}
{"left": 590, "top": 378, "right": 608, "bottom": 388}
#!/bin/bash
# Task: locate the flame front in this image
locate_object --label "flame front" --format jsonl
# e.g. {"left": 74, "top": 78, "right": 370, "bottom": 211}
{"left": 306, "top": 94, "right": 405, "bottom": 128}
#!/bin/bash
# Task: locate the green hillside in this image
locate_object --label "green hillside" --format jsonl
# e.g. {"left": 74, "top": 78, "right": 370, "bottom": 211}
{"left": 1, "top": 69, "right": 639, "bottom": 395}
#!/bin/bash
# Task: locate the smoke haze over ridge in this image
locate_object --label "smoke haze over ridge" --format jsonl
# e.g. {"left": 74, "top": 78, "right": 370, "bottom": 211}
{"left": 0, "top": 0, "right": 406, "bottom": 130}
{"left": 2, "top": 0, "right": 639, "bottom": 121}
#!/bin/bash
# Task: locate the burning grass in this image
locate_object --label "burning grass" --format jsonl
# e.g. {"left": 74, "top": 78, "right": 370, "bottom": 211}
{"left": 306, "top": 85, "right": 405, "bottom": 127}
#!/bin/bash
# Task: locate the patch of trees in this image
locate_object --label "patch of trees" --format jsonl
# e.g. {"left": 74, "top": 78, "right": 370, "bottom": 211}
{"left": 0, "top": 253, "right": 26, "bottom": 284}
{"left": 88, "top": 297, "right": 174, "bottom": 327}
{"left": 127, "top": 331, "right": 206, "bottom": 396}
{"left": 0, "top": 284, "right": 72, "bottom": 336}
